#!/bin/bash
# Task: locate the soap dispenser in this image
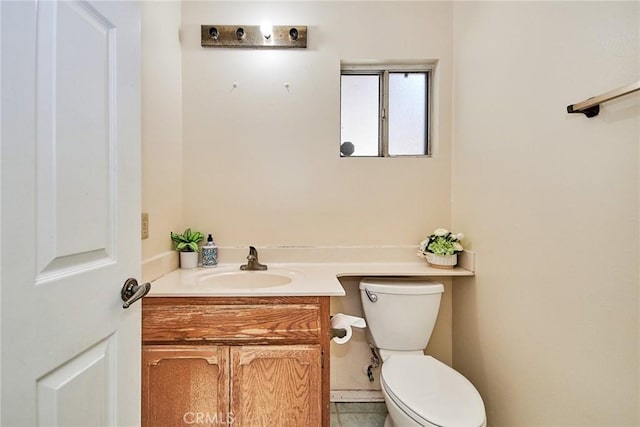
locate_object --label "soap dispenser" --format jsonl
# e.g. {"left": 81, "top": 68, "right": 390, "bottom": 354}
{"left": 201, "top": 234, "right": 218, "bottom": 267}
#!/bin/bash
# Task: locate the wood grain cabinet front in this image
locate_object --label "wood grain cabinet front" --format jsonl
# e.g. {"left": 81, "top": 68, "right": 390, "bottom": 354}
{"left": 142, "top": 296, "right": 330, "bottom": 427}
{"left": 142, "top": 345, "right": 230, "bottom": 427}
{"left": 230, "top": 345, "right": 322, "bottom": 427}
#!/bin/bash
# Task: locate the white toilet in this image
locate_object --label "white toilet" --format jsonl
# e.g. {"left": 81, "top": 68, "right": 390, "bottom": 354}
{"left": 359, "top": 277, "right": 486, "bottom": 427}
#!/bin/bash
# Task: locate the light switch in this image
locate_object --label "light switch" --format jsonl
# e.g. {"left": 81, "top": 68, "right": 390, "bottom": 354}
{"left": 141, "top": 213, "right": 149, "bottom": 239}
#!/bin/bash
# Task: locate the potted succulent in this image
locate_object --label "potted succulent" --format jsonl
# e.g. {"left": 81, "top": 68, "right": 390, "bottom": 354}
{"left": 171, "top": 228, "right": 204, "bottom": 269}
{"left": 418, "top": 228, "right": 464, "bottom": 269}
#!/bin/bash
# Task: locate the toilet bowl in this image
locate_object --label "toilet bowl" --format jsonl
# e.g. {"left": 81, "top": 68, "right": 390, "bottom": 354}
{"left": 359, "top": 278, "right": 486, "bottom": 427}
{"left": 381, "top": 355, "right": 486, "bottom": 427}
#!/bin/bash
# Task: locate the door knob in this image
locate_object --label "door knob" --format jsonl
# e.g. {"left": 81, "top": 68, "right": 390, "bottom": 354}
{"left": 121, "top": 278, "right": 151, "bottom": 309}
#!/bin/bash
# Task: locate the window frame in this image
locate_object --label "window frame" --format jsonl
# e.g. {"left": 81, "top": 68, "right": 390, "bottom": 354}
{"left": 340, "top": 63, "right": 434, "bottom": 158}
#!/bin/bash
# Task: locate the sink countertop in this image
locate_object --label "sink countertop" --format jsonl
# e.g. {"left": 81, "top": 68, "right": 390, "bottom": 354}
{"left": 148, "top": 260, "right": 474, "bottom": 297}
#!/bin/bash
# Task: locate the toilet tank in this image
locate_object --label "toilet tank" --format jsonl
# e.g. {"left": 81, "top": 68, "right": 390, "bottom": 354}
{"left": 359, "top": 278, "right": 444, "bottom": 352}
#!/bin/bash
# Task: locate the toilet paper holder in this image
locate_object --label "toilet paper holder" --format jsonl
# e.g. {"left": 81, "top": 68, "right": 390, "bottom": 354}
{"left": 329, "top": 313, "right": 366, "bottom": 344}
{"left": 330, "top": 327, "right": 347, "bottom": 339}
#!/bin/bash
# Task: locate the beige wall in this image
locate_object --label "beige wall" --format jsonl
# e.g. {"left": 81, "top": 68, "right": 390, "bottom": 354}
{"left": 141, "top": 1, "right": 640, "bottom": 420}
{"left": 180, "top": 1, "right": 453, "bottom": 249}
{"left": 142, "top": 1, "right": 457, "bottom": 393}
{"left": 451, "top": 2, "right": 640, "bottom": 425}
{"left": 141, "top": 1, "right": 183, "bottom": 275}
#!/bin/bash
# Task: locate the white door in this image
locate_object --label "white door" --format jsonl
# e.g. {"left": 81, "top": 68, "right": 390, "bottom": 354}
{"left": 1, "top": 1, "right": 141, "bottom": 425}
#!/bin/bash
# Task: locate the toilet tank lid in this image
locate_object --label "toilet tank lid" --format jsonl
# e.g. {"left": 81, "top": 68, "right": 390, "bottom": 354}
{"left": 359, "top": 278, "right": 444, "bottom": 295}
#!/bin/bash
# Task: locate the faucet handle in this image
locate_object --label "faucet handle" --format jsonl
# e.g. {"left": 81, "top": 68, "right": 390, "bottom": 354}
{"left": 241, "top": 245, "right": 267, "bottom": 271}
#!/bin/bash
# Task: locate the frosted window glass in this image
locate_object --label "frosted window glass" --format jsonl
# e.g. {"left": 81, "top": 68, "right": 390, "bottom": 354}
{"left": 340, "top": 75, "right": 379, "bottom": 156}
{"left": 388, "top": 72, "right": 427, "bottom": 156}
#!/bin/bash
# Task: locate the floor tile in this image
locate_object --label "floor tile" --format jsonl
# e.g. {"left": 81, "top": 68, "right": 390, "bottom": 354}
{"left": 336, "top": 402, "right": 388, "bottom": 414}
{"left": 330, "top": 413, "right": 341, "bottom": 427}
{"left": 339, "top": 412, "right": 386, "bottom": 427}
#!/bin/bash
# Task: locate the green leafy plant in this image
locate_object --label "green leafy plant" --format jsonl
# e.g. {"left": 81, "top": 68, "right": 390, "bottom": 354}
{"left": 170, "top": 228, "right": 204, "bottom": 253}
{"left": 418, "top": 228, "right": 464, "bottom": 257}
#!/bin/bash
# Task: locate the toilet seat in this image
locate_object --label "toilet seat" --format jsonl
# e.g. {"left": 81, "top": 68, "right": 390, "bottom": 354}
{"left": 381, "top": 355, "right": 485, "bottom": 427}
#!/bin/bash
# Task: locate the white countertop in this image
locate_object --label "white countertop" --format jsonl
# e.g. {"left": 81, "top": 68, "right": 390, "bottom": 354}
{"left": 148, "top": 260, "right": 474, "bottom": 297}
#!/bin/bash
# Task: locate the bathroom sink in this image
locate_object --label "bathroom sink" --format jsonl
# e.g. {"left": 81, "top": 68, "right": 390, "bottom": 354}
{"left": 196, "top": 269, "right": 297, "bottom": 289}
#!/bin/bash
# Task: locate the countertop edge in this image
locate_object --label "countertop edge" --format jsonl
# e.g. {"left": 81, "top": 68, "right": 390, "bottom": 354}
{"left": 147, "top": 261, "right": 474, "bottom": 297}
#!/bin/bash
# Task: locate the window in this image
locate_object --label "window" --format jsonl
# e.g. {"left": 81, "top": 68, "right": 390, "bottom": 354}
{"left": 340, "top": 64, "right": 432, "bottom": 157}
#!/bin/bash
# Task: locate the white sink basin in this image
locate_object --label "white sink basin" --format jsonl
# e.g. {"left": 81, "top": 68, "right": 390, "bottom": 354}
{"left": 196, "top": 269, "right": 298, "bottom": 289}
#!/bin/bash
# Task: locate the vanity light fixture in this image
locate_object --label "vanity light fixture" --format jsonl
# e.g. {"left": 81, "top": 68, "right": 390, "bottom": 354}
{"left": 201, "top": 25, "right": 307, "bottom": 49}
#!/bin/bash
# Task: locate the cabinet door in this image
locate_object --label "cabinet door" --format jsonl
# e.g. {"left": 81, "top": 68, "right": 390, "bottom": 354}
{"left": 231, "top": 345, "right": 322, "bottom": 427}
{"left": 142, "top": 345, "right": 230, "bottom": 427}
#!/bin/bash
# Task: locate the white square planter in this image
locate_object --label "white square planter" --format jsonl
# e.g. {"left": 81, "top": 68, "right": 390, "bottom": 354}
{"left": 179, "top": 251, "right": 198, "bottom": 269}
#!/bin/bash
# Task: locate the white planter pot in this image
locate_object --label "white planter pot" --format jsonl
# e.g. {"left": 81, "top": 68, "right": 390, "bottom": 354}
{"left": 180, "top": 251, "right": 198, "bottom": 269}
{"left": 425, "top": 253, "right": 457, "bottom": 269}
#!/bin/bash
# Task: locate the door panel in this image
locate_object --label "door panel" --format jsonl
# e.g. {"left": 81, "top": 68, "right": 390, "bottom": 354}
{"left": 37, "top": 336, "right": 116, "bottom": 426}
{"left": 1, "top": 1, "right": 141, "bottom": 425}
{"left": 36, "top": 0, "right": 116, "bottom": 280}
{"left": 36, "top": 0, "right": 116, "bottom": 281}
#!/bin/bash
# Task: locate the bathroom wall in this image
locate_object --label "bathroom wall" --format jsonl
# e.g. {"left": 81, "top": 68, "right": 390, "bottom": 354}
{"left": 178, "top": 0, "right": 455, "bottom": 398}
{"left": 180, "top": 1, "right": 453, "bottom": 248}
{"left": 140, "top": 0, "right": 456, "bottom": 396}
{"left": 143, "top": 2, "right": 640, "bottom": 417}
{"left": 141, "top": 1, "right": 184, "bottom": 280}
{"left": 451, "top": 2, "right": 640, "bottom": 425}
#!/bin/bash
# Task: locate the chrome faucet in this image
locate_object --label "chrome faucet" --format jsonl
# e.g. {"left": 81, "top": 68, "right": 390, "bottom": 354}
{"left": 240, "top": 246, "right": 268, "bottom": 271}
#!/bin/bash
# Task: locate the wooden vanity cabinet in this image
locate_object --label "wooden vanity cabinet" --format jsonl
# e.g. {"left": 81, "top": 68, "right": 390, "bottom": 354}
{"left": 142, "top": 296, "right": 330, "bottom": 427}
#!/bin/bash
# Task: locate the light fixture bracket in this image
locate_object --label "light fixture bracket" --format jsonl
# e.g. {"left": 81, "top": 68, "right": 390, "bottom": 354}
{"left": 201, "top": 25, "right": 307, "bottom": 49}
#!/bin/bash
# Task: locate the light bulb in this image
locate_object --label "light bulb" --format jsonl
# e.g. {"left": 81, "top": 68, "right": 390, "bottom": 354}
{"left": 260, "top": 21, "right": 273, "bottom": 39}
